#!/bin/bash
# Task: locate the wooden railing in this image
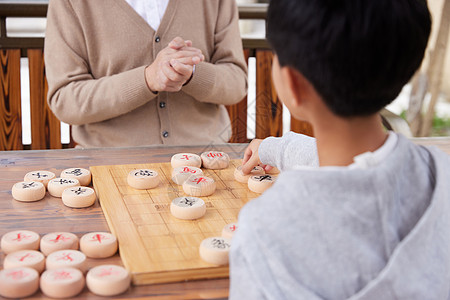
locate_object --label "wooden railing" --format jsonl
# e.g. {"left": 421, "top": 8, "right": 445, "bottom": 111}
{"left": 0, "top": 1, "right": 313, "bottom": 150}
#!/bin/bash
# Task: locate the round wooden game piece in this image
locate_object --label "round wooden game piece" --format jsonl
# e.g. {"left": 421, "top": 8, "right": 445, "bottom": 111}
{"left": 248, "top": 174, "right": 276, "bottom": 194}
{"left": 11, "top": 181, "right": 46, "bottom": 202}
{"left": 199, "top": 237, "right": 231, "bottom": 265}
{"left": 46, "top": 250, "right": 87, "bottom": 272}
{"left": 0, "top": 267, "right": 39, "bottom": 298}
{"left": 3, "top": 250, "right": 45, "bottom": 273}
{"left": 80, "top": 232, "right": 118, "bottom": 258}
{"left": 24, "top": 170, "right": 56, "bottom": 188}
{"left": 1, "top": 230, "right": 40, "bottom": 254}
{"left": 221, "top": 223, "right": 238, "bottom": 239}
{"left": 60, "top": 168, "right": 92, "bottom": 186}
{"left": 61, "top": 186, "right": 96, "bottom": 208}
{"left": 170, "top": 197, "right": 206, "bottom": 220}
{"left": 171, "top": 166, "right": 203, "bottom": 185}
{"left": 40, "top": 267, "right": 85, "bottom": 299}
{"left": 86, "top": 264, "right": 131, "bottom": 296}
{"left": 171, "top": 153, "right": 202, "bottom": 168}
{"left": 200, "top": 151, "right": 230, "bottom": 169}
{"left": 234, "top": 165, "right": 265, "bottom": 183}
{"left": 40, "top": 232, "right": 79, "bottom": 256}
{"left": 182, "top": 175, "right": 216, "bottom": 197}
{"left": 47, "top": 178, "right": 80, "bottom": 198}
{"left": 127, "top": 169, "right": 160, "bottom": 190}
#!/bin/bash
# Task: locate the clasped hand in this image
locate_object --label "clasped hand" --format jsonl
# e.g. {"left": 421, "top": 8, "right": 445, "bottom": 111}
{"left": 145, "top": 37, "right": 205, "bottom": 92}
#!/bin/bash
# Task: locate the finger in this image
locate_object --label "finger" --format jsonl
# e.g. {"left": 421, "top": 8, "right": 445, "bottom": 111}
{"left": 241, "top": 153, "right": 261, "bottom": 175}
{"left": 168, "top": 37, "right": 186, "bottom": 49}
{"left": 166, "top": 45, "right": 202, "bottom": 55}
{"left": 172, "top": 48, "right": 203, "bottom": 59}
{"left": 192, "top": 56, "right": 202, "bottom": 64}
{"left": 155, "top": 70, "right": 182, "bottom": 92}
{"left": 169, "top": 56, "right": 202, "bottom": 66}
{"left": 242, "top": 145, "right": 255, "bottom": 165}
{"left": 185, "top": 40, "right": 193, "bottom": 47}
{"left": 162, "top": 61, "right": 185, "bottom": 83}
{"left": 170, "top": 60, "right": 193, "bottom": 77}
{"left": 264, "top": 165, "right": 274, "bottom": 173}
{"left": 160, "top": 44, "right": 204, "bottom": 62}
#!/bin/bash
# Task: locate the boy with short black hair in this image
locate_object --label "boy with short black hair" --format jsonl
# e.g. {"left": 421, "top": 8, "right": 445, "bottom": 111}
{"left": 230, "top": 0, "right": 450, "bottom": 299}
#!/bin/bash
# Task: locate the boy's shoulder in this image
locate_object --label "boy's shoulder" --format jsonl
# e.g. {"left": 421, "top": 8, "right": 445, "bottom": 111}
{"left": 241, "top": 134, "right": 449, "bottom": 228}
{"left": 234, "top": 136, "right": 450, "bottom": 300}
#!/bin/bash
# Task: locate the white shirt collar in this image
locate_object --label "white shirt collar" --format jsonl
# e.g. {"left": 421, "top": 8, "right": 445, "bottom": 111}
{"left": 349, "top": 131, "right": 398, "bottom": 169}
{"left": 125, "top": 0, "right": 169, "bottom": 31}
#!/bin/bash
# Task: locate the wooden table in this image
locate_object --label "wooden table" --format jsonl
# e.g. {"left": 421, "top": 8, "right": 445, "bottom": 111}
{"left": 0, "top": 139, "right": 449, "bottom": 299}
{"left": 0, "top": 143, "right": 248, "bottom": 299}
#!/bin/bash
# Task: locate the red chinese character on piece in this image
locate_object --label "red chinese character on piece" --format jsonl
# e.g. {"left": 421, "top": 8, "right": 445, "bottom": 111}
{"left": 194, "top": 177, "right": 207, "bottom": 184}
{"left": 91, "top": 234, "right": 107, "bottom": 243}
{"left": 50, "top": 234, "right": 70, "bottom": 243}
{"left": 7, "top": 270, "right": 28, "bottom": 280}
{"left": 54, "top": 271, "right": 73, "bottom": 280}
{"left": 12, "top": 233, "right": 31, "bottom": 242}
{"left": 57, "top": 253, "right": 74, "bottom": 262}
{"left": 207, "top": 152, "right": 222, "bottom": 158}
{"left": 229, "top": 225, "right": 237, "bottom": 232}
{"left": 18, "top": 253, "right": 33, "bottom": 262}
{"left": 181, "top": 155, "right": 190, "bottom": 160}
{"left": 183, "top": 167, "right": 196, "bottom": 173}
{"left": 98, "top": 267, "right": 120, "bottom": 277}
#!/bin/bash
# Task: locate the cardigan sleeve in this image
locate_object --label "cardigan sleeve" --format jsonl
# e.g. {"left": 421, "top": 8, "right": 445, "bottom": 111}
{"left": 44, "top": 0, "right": 156, "bottom": 126}
{"left": 181, "top": 0, "right": 248, "bottom": 106}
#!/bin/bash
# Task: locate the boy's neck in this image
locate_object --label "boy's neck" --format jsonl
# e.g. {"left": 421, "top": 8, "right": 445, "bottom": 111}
{"left": 313, "top": 114, "right": 389, "bottom": 167}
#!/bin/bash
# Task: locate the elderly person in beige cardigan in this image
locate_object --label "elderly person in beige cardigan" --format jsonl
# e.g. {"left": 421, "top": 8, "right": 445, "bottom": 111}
{"left": 44, "top": 0, "right": 248, "bottom": 148}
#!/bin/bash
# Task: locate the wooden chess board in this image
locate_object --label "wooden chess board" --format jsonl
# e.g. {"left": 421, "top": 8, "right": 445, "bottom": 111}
{"left": 90, "top": 159, "right": 259, "bottom": 285}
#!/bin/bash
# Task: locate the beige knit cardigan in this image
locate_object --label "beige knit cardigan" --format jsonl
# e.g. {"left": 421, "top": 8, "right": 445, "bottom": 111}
{"left": 45, "top": 0, "right": 248, "bottom": 148}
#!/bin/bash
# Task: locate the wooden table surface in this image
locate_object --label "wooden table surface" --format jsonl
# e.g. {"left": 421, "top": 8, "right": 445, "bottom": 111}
{"left": 0, "top": 143, "right": 248, "bottom": 300}
{"left": 0, "top": 138, "right": 449, "bottom": 299}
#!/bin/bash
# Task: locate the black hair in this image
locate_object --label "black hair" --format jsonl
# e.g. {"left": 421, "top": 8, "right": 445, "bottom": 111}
{"left": 267, "top": 0, "right": 431, "bottom": 117}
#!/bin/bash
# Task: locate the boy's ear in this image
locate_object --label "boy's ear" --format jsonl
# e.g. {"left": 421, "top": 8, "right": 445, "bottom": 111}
{"left": 283, "top": 66, "right": 308, "bottom": 107}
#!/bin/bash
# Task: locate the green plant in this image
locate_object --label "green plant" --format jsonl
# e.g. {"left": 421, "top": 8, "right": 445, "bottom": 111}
{"left": 432, "top": 115, "right": 450, "bottom": 136}
{"left": 398, "top": 110, "right": 450, "bottom": 136}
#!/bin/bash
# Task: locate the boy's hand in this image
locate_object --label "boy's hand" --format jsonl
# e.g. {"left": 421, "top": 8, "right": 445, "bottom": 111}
{"left": 241, "top": 139, "right": 274, "bottom": 174}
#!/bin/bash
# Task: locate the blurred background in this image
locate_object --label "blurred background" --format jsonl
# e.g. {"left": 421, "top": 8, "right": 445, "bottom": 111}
{"left": 2, "top": 0, "right": 449, "bottom": 147}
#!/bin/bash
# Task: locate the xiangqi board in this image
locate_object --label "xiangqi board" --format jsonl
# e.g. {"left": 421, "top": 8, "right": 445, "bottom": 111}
{"left": 90, "top": 159, "right": 259, "bottom": 285}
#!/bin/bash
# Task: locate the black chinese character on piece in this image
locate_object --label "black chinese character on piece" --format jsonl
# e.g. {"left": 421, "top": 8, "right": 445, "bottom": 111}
{"left": 32, "top": 172, "right": 48, "bottom": 179}
{"left": 57, "top": 179, "right": 74, "bottom": 185}
{"left": 181, "top": 198, "right": 195, "bottom": 206}
{"left": 22, "top": 182, "right": 36, "bottom": 189}
{"left": 66, "top": 169, "right": 82, "bottom": 176}
{"left": 256, "top": 175, "right": 271, "bottom": 182}
{"left": 212, "top": 238, "right": 230, "bottom": 249}
{"left": 135, "top": 170, "right": 154, "bottom": 177}
{"left": 72, "top": 187, "right": 86, "bottom": 195}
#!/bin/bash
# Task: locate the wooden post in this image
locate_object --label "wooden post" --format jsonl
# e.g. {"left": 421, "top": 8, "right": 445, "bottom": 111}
{"left": 0, "top": 49, "right": 23, "bottom": 150}
{"left": 28, "top": 49, "right": 62, "bottom": 149}
{"left": 226, "top": 49, "right": 250, "bottom": 143}
{"left": 255, "top": 50, "right": 283, "bottom": 138}
{"left": 407, "top": 72, "right": 428, "bottom": 136}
